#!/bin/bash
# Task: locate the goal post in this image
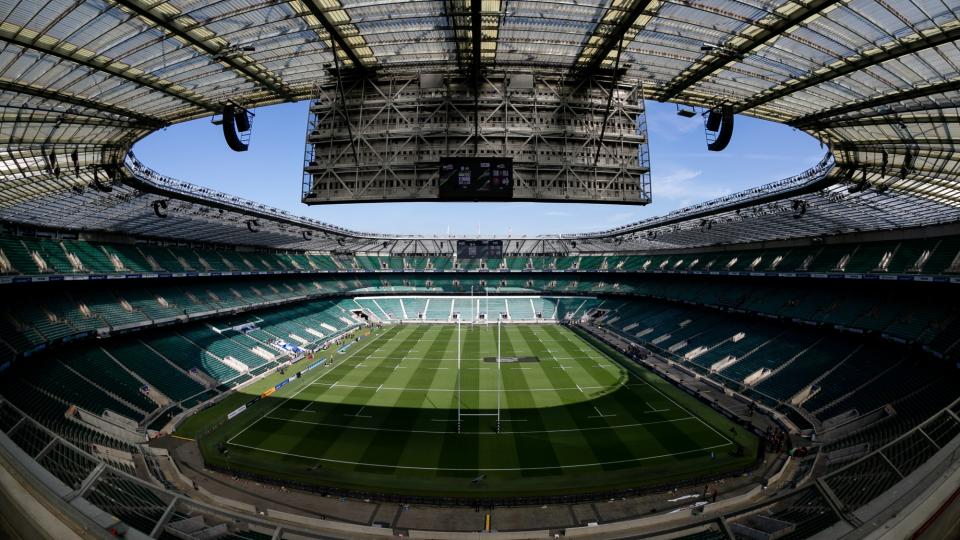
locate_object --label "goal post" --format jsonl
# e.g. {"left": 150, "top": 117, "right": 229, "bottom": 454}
{"left": 455, "top": 317, "right": 503, "bottom": 434}
{"left": 497, "top": 318, "right": 502, "bottom": 431}
{"left": 457, "top": 319, "right": 461, "bottom": 430}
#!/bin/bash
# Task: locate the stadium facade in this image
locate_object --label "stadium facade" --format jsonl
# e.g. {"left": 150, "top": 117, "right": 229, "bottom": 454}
{"left": 2, "top": 0, "right": 960, "bottom": 539}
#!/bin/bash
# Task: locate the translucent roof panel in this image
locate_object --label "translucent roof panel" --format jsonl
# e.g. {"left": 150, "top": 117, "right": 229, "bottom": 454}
{"left": 0, "top": 0, "right": 958, "bottom": 245}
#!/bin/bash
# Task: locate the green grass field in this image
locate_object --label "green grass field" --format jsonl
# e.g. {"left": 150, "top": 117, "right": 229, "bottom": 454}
{"left": 192, "top": 323, "right": 758, "bottom": 497}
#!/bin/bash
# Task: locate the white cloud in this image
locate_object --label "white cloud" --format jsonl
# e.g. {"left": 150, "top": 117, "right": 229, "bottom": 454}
{"left": 649, "top": 166, "right": 736, "bottom": 206}
{"left": 653, "top": 167, "right": 703, "bottom": 200}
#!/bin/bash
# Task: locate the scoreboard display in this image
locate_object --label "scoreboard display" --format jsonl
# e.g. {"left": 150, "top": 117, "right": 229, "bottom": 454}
{"left": 439, "top": 157, "right": 513, "bottom": 200}
{"left": 457, "top": 240, "right": 503, "bottom": 259}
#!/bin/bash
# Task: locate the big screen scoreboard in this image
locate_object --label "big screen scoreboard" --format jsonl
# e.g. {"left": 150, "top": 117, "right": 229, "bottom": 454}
{"left": 438, "top": 157, "right": 513, "bottom": 200}
{"left": 457, "top": 240, "right": 503, "bottom": 259}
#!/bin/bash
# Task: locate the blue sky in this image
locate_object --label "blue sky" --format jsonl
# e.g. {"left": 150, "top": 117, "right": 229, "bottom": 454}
{"left": 134, "top": 101, "right": 824, "bottom": 236}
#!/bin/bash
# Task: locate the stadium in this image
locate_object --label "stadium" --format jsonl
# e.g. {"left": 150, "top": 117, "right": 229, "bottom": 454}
{"left": 1, "top": 0, "right": 960, "bottom": 538}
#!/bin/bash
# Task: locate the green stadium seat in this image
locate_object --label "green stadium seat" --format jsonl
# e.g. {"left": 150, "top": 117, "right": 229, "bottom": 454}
{"left": 143, "top": 333, "right": 240, "bottom": 384}
{"left": 0, "top": 236, "right": 42, "bottom": 274}
{"left": 102, "top": 340, "right": 206, "bottom": 402}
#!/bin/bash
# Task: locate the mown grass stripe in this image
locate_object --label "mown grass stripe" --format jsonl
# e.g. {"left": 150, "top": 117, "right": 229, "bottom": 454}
{"left": 234, "top": 325, "right": 402, "bottom": 468}
{"left": 207, "top": 323, "right": 760, "bottom": 497}
{"left": 511, "top": 325, "right": 606, "bottom": 473}
{"left": 499, "top": 325, "right": 563, "bottom": 477}
{"left": 360, "top": 325, "right": 460, "bottom": 472}
{"left": 316, "top": 325, "right": 433, "bottom": 471}
{"left": 536, "top": 324, "right": 693, "bottom": 472}
{"left": 436, "top": 325, "right": 480, "bottom": 475}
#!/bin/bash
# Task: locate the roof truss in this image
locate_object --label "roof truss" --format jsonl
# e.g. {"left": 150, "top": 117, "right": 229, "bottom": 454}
{"left": 0, "top": 80, "right": 165, "bottom": 128}
{"left": 792, "top": 78, "right": 960, "bottom": 128}
{"left": 738, "top": 22, "right": 960, "bottom": 114}
{"left": 573, "top": 0, "right": 659, "bottom": 77}
{"left": 299, "top": 0, "right": 371, "bottom": 71}
{"left": 657, "top": 0, "right": 844, "bottom": 102}
{"left": 108, "top": 0, "right": 297, "bottom": 102}
{"left": 0, "top": 24, "right": 219, "bottom": 114}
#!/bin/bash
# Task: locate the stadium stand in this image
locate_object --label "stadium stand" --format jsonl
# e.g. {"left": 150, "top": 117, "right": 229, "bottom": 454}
{"left": 505, "top": 298, "right": 537, "bottom": 320}
{"left": 2, "top": 252, "right": 960, "bottom": 537}
{"left": 424, "top": 298, "right": 453, "bottom": 321}
{"left": 144, "top": 333, "right": 242, "bottom": 385}
{"left": 9, "top": 231, "right": 960, "bottom": 281}
{"left": 3, "top": 2, "right": 960, "bottom": 535}
{"left": 101, "top": 341, "right": 207, "bottom": 403}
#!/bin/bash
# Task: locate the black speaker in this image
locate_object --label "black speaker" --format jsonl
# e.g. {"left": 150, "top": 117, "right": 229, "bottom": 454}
{"left": 153, "top": 200, "right": 168, "bottom": 218}
{"left": 222, "top": 105, "right": 249, "bottom": 152}
{"left": 900, "top": 147, "right": 913, "bottom": 179}
{"left": 705, "top": 108, "right": 722, "bottom": 131}
{"left": 234, "top": 107, "right": 251, "bottom": 132}
{"left": 707, "top": 105, "right": 734, "bottom": 152}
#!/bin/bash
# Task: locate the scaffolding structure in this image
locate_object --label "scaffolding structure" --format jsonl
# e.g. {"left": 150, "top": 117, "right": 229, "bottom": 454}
{"left": 303, "top": 72, "right": 651, "bottom": 204}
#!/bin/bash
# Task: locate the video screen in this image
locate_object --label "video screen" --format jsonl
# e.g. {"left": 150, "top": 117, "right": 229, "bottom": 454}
{"left": 439, "top": 157, "right": 513, "bottom": 200}
{"left": 457, "top": 240, "right": 503, "bottom": 259}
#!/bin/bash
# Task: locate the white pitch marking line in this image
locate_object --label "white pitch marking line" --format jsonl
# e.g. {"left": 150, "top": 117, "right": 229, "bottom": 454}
{"left": 262, "top": 415, "right": 696, "bottom": 435}
{"left": 376, "top": 383, "right": 383, "bottom": 392}
{"left": 345, "top": 405, "right": 371, "bottom": 418}
{"left": 307, "top": 381, "right": 625, "bottom": 393}
{"left": 645, "top": 402, "right": 670, "bottom": 413}
{"left": 225, "top": 326, "right": 395, "bottom": 445}
{"left": 227, "top": 439, "right": 730, "bottom": 471}
{"left": 631, "top": 377, "right": 736, "bottom": 445}
{"left": 588, "top": 405, "right": 616, "bottom": 419}
{"left": 580, "top": 329, "right": 738, "bottom": 448}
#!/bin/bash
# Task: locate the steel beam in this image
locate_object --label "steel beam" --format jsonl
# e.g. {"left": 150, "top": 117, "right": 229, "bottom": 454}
{"left": 110, "top": 0, "right": 296, "bottom": 101}
{"left": 658, "top": 0, "right": 843, "bottom": 102}
{"left": 573, "top": 0, "right": 657, "bottom": 77}
{"left": 446, "top": 0, "right": 469, "bottom": 72}
{"left": 792, "top": 78, "right": 960, "bottom": 128}
{"left": 829, "top": 138, "right": 957, "bottom": 150}
{"left": 301, "top": 0, "right": 368, "bottom": 71}
{"left": 0, "top": 80, "right": 166, "bottom": 128}
{"left": 0, "top": 109, "right": 156, "bottom": 130}
{"left": 738, "top": 23, "right": 960, "bottom": 113}
{"left": 471, "top": 0, "right": 482, "bottom": 85}
{"left": 0, "top": 27, "right": 217, "bottom": 113}
{"left": 817, "top": 111, "right": 960, "bottom": 129}
{"left": 149, "top": 497, "right": 180, "bottom": 538}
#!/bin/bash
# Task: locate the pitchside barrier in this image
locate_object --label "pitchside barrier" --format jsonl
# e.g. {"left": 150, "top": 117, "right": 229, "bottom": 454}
{"left": 224, "top": 357, "right": 328, "bottom": 422}
{"left": 204, "top": 457, "right": 761, "bottom": 508}
{"left": 184, "top": 326, "right": 368, "bottom": 436}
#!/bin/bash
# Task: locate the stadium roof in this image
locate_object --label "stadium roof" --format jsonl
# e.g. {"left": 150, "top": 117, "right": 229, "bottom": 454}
{"left": 1, "top": 0, "right": 959, "bottom": 250}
